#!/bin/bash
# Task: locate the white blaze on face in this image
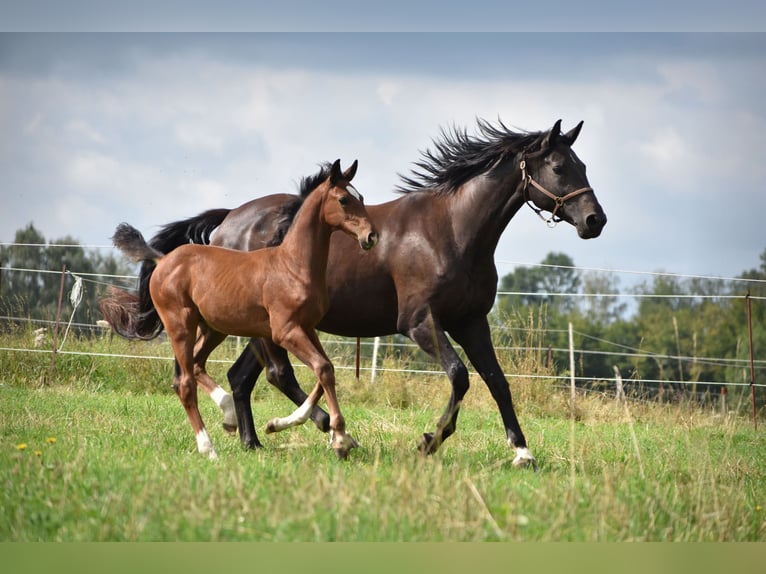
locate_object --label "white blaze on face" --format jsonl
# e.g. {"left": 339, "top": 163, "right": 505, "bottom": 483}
{"left": 346, "top": 184, "right": 362, "bottom": 202}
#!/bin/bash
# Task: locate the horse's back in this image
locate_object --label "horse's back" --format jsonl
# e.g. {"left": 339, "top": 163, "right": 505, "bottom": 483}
{"left": 213, "top": 193, "right": 302, "bottom": 251}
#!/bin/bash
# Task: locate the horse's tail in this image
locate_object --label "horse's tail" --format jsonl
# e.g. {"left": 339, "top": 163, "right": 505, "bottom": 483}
{"left": 100, "top": 210, "right": 231, "bottom": 341}
{"left": 149, "top": 208, "right": 230, "bottom": 252}
{"left": 100, "top": 223, "right": 166, "bottom": 340}
{"left": 112, "top": 223, "right": 164, "bottom": 263}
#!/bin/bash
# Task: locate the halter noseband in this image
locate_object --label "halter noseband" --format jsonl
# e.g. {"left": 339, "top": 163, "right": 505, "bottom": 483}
{"left": 520, "top": 151, "right": 593, "bottom": 228}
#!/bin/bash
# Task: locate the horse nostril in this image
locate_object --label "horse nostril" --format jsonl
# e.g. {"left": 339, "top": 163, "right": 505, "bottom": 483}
{"left": 586, "top": 213, "right": 606, "bottom": 230}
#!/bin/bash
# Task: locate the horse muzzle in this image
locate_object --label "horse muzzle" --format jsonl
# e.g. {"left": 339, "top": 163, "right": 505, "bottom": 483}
{"left": 577, "top": 211, "right": 607, "bottom": 239}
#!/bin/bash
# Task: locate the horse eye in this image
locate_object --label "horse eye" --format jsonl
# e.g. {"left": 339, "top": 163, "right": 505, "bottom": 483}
{"left": 552, "top": 165, "right": 564, "bottom": 175}
{"left": 338, "top": 196, "right": 349, "bottom": 206}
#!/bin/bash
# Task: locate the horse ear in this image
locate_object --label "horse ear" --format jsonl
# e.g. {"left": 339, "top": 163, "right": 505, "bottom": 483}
{"left": 541, "top": 119, "right": 563, "bottom": 150}
{"left": 330, "top": 159, "right": 343, "bottom": 184}
{"left": 563, "top": 121, "right": 584, "bottom": 146}
{"left": 343, "top": 159, "right": 358, "bottom": 182}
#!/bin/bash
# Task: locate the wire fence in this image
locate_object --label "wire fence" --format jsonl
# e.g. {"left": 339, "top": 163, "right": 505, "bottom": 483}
{"left": 1, "top": 243, "right": 764, "bottom": 421}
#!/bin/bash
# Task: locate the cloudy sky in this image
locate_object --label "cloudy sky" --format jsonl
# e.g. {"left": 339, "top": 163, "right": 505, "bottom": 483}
{"left": 2, "top": 24, "right": 765, "bottom": 282}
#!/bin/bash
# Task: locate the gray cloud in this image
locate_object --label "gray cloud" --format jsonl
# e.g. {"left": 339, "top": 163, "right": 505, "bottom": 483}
{"left": 2, "top": 33, "right": 765, "bottom": 280}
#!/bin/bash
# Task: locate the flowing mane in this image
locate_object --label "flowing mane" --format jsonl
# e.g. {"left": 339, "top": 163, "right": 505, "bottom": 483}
{"left": 396, "top": 118, "right": 547, "bottom": 195}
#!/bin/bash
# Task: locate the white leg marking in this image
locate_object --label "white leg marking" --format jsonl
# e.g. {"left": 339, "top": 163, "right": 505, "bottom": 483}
{"left": 196, "top": 429, "right": 218, "bottom": 459}
{"left": 211, "top": 386, "right": 237, "bottom": 429}
{"left": 266, "top": 397, "right": 314, "bottom": 433}
{"left": 511, "top": 445, "right": 537, "bottom": 469}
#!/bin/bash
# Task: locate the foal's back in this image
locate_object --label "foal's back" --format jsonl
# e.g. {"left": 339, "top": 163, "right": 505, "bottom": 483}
{"left": 149, "top": 243, "right": 280, "bottom": 338}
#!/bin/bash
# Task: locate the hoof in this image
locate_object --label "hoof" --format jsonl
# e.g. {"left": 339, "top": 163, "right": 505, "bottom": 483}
{"left": 330, "top": 431, "right": 358, "bottom": 459}
{"left": 417, "top": 432, "right": 441, "bottom": 455}
{"left": 512, "top": 448, "right": 538, "bottom": 470}
{"left": 222, "top": 422, "right": 237, "bottom": 434}
{"left": 265, "top": 419, "right": 279, "bottom": 434}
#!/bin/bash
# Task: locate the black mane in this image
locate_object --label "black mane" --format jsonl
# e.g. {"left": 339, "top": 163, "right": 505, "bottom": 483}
{"left": 298, "top": 162, "right": 333, "bottom": 199}
{"left": 397, "top": 118, "right": 547, "bottom": 195}
{"left": 263, "top": 162, "right": 334, "bottom": 247}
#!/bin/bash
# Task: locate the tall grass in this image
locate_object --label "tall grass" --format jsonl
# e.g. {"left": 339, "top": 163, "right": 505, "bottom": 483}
{"left": 1, "top": 326, "right": 764, "bottom": 541}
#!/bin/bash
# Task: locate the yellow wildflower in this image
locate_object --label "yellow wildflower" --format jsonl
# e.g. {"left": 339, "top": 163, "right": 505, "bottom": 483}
{"left": 16, "top": 443, "right": 27, "bottom": 451}
{"left": 46, "top": 437, "right": 57, "bottom": 444}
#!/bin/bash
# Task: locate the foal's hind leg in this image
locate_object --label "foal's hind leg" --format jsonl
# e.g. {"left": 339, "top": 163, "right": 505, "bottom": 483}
{"left": 266, "top": 327, "right": 357, "bottom": 459}
{"left": 164, "top": 313, "right": 218, "bottom": 459}
{"left": 192, "top": 327, "right": 237, "bottom": 434}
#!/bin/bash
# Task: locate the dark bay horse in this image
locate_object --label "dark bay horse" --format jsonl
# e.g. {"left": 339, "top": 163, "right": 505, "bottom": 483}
{"left": 102, "top": 160, "right": 378, "bottom": 459}
{"left": 103, "top": 119, "right": 606, "bottom": 467}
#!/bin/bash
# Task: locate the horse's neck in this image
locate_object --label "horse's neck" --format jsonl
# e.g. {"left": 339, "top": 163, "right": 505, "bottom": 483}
{"left": 277, "top": 191, "right": 332, "bottom": 282}
{"left": 450, "top": 163, "right": 526, "bottom": 256}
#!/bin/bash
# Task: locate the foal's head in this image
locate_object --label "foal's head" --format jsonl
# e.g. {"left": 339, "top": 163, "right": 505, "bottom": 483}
{"left": 322, "top": 159, "right": 379, "bottom": 250}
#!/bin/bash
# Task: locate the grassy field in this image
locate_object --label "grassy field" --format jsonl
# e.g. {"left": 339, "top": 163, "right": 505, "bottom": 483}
{"left": 1, "top": 328, "right": 764, "bottom": 542}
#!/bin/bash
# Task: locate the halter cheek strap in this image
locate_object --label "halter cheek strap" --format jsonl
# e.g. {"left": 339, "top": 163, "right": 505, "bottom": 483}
{"left": 520, "top": 157, "right": 593, "bottom": 227}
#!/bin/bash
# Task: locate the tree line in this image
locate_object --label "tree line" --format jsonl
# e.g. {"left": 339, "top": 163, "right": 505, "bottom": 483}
{"left": 493, "top": 251, "right": 766, "bottom": 409}
{"left": 0, "top": 223, "right": 134, "bottom": 328}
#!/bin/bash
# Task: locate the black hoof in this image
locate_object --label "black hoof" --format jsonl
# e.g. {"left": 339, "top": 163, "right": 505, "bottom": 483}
{"left": 418, "top": 432, "right": 440, "bottom": 455}
{"left": 242, "top": 437, "right": 264, "bottom": 450}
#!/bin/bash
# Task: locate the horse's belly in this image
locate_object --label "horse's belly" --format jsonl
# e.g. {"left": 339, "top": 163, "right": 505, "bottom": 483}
{"left": 200, "top": 305, "right": 272, "bottom": 338}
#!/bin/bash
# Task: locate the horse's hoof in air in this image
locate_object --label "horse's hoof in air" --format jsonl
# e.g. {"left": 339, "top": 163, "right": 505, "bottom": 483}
{"left": 417, "top": 432, "right": 441, "bottom": 456}
{"left": 222, "top": 422, "right": 237, "bottom": 434}
{"left": 264, "top": 419, "right": 278, "bottom": 434}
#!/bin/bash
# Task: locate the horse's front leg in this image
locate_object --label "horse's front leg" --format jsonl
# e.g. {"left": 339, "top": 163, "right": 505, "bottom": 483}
{"left": 266, "top": 327, "right": 357, "bottom": 459}
{"left": 404, "top": 313, "right": 469, "bottom": 455}
{"left": 450, "top": 316, "right": 537, "bottom": 470}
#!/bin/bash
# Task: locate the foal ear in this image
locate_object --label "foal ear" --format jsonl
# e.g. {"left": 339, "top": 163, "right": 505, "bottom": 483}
{"left": 540, "top": 119, "right": 563, "bottom": 150}
{"left": 330, "top": 159, "right": 343, "bottom": 184}
{"left": 562, "top": 121, "right": 584, "bottom": 146}
{"left": 343, "top": 159, "right": 358, "bottom": 182}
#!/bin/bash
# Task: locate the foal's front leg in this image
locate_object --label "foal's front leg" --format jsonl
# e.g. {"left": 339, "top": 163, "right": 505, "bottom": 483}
{"left": 265, "top": 327, "right": 357, "bottom": 459}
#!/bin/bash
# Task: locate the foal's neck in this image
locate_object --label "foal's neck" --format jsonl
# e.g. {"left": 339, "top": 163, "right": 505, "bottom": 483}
{"left": 277, "top": 186, "right": 333, "bottom": 281}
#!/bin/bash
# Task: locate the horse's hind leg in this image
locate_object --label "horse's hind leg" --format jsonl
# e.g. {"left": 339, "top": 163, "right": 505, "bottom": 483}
{"left": 164, "top": 313, "right": 218, "bottom": 459}
{"left": 228, "top": 338, "right": 331, "bottom": 449}
{"left": 227, "top": 343, "right": 266, "bottom": 449}
{"left": 259, "top": 339, "right": 331, "bottom": 432}
{"left": 192, "top": 327, "right": 237, "bottom": 434}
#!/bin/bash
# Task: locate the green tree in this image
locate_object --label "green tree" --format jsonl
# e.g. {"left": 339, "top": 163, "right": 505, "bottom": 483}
{"left": 1, "top": 223, "right": 133, "bottom": 331}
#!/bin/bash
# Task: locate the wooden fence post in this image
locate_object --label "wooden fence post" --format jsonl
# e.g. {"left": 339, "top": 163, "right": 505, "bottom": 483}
{"left": 46, "top": 264, "right": 67, "bottom": 386}
{"left": 613, "top": 365, "right": 625, "bottom": 403}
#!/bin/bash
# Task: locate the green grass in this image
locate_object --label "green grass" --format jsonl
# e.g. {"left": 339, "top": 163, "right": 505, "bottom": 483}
{"left": 1, "top": 330, "right": 765, "bottom": 541}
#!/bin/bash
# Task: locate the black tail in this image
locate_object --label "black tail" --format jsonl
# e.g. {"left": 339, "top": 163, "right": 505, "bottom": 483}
{"left": 100, "top": 209, "right": 231, "bottom": 340}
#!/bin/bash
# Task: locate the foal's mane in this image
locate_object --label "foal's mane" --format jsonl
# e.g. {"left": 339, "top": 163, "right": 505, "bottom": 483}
{"left": 397, "top": 118, "right": 547, "bottom": 195}
{"left": 265, "top": 162, "right": 333, "bottom": 247}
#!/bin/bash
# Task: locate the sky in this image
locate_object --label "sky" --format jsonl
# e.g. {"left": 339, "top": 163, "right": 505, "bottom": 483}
{"left": 1, "top": 21, "right": 765, "bottom": 285}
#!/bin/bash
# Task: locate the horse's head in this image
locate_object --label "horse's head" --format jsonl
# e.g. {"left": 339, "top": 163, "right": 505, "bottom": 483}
{"left": 324, "top": 159, "right": 379, "bottom": 250}
{"left": 521, "top": 120, "right": 606, "bottom": 239}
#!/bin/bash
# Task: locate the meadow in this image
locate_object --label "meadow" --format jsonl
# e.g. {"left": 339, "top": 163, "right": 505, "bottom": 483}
{"left": 1, "top": 326, "right": 764, "bottom": 542}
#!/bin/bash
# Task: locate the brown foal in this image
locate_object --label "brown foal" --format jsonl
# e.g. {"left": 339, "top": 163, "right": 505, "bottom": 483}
{"left": 110, "top": 160, "right": 378, "bottom": 458}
